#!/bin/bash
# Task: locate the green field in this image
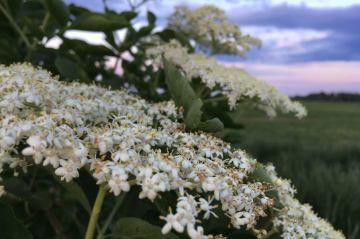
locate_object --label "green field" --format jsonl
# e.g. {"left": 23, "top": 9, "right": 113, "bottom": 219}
{"left": 232, "top": 103, "right": 360, "bottom": 238}
{"left": 236, "top": 102, "right": 360, "bottom": 146}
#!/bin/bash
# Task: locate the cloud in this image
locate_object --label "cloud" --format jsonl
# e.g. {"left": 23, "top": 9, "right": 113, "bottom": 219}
{"left": 230, "top": 4, "right": 360, "bottom": 34}
{"left": 219, "top": 61, "right": 360, "bottom": 96}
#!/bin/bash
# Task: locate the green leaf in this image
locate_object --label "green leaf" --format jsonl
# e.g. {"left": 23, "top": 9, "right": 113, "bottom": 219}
{"left": 162, "top": 57, "right": 197, "bottom": 116}
{"left": 185, "top": 99, "right": 224, "bottom": 132}
{"left": 28, "top": 191, "right": 53, "bottom": 211}
{"left": 173, "top": 30, "right": 194, "bottom": 53}
{"left": 203, "top": 103, "right": 244, "bottom": 129}
{"left": 44, "top": 165, "right": 92, "bottom": 213}
{"left": 69, "top": 12, "right": 130, "bottom": 32}
{"left": 20, "top": 1, "right": 45, "bottom": 18}
{"left": 21, "top": 16, "right": 44, "bottom": 39}
{"left": 137, "top": 25, "right": 155, "bottom": 39}
{"left": 119, "top": 11, "right": 138, "bottom": 21}
{"left": 104, "top": 31, "right": 118, "bottom": 49}
{"left": 0, "top": 177, "right": 31, "bottom": 204}
{"left": 0, "top": 191, "right": 28, "bottom": 204}
{"left": 99, "top": 74, "right": 125, "bottom": 90}
{"left": 76, "top": 63, "right": 92, "bottom": 84}
{"left": 42, "top": 0, "right": 70, "bottom": 27}
{"left": 0, "top": 203, "right": 33, "bottom": 239}
{"left": 68, "top": 3, "right": 90, "bottom": 17}
{"left": 0, "top": 178, "right": 31, "bottom": 199}
{"left": 147, "top": 11, "right": 156, "bottom": 25}
{"left": 112, "top": 217, "right": 180, "bottom": 239}
{"left": 156, "top": 29, "right": 194, "bottom": 53}
{"left": 221, "top": 130, "right": 243, "bottom": 144}
{"left": 247, "top": 164, "right": 283, "bottom": 209}
{"left": 61, "top": 37, "right": 116, "bottom": 56}
{"left": 6, "top": 0, "right": 24, "bottom": 17}
{"left": 0, "top": 38, "right": 22, "bottom": 63}
{"left": 54, "top": 55, "right": 79, "bottom": 80}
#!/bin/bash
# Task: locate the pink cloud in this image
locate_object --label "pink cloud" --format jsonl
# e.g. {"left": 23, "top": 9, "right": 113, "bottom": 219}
{"left": 220, "top": 61, "right": 360, "bottom": 96}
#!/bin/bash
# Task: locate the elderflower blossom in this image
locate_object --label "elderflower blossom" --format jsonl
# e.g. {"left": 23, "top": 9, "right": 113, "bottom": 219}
{"left": 167, "top": 5, "right": 261, "bottom": 57}
{"left": 0, "top": 63, "right": 339, "bottom": 239}
{"left": 147, "top": 40, "right": 307, "bottom": 118}
{"left": 265, "top": 164, "right": 345, "bottom": 239}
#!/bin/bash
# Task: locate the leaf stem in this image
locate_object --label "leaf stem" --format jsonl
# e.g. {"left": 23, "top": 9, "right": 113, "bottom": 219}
{"left": 0, "top": 3, "right": 31, "bottom": 48}
{"left": 96, "top": 192, "right": 127, "bottom": 239}
{"left": 196, "top": 84, "right": 206, "bottom": 98}
{"left": 25, "top": 12, "right": 50, "bottom": 62}
{"left": 202, "top": 96, "right": 228, "bottom": 104}
{"left": 85, "top": 183, "right": 110, "bottom": 239}
{"left": 28, "top": 165, "right": 39, "bottom": 190}
{"left": 262, "top": 229, "right": 274, "bottom": 239}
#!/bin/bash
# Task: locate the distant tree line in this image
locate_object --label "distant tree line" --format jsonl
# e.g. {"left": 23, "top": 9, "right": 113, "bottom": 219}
{"left": 292, "top": 92, "right": 360, "bottom": 102}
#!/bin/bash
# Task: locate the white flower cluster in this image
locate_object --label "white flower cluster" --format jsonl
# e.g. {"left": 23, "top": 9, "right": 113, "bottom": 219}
{"left": 265, "top": 164, "right": 345, "bottom": 239}
{"left": 0, "top": 63, "right": 339, "bottom": 239}
{"left": 146, "top": 40, "right": 307, "bottom": 118}
{"left": 167, "top": 5, "right": 261, "bottom": 57}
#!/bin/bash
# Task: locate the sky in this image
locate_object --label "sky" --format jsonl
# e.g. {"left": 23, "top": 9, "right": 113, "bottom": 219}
{"left": 58, "top": 0, "right": 360, "bottom": 96}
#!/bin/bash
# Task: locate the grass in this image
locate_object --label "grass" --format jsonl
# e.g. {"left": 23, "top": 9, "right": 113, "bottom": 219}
{"left": 230, "top": 102, "right": 360, "bottom": 238}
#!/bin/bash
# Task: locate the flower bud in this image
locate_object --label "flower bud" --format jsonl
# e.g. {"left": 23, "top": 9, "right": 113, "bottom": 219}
{"left": 275, "top": 179, "right": 283, "bottom": 187}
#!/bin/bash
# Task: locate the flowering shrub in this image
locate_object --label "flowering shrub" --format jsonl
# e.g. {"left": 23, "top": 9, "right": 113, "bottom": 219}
{"left": 167, "top": 5, "right": 261, "bottom": 57}
{"left": 147, "top": 40, "right": 307, "bottom": 118}
{"left": 0, "top": 62, "right": 344, "bottom": 239}
{"left": 0, "top": 1, "right": 344, "bottom": 238}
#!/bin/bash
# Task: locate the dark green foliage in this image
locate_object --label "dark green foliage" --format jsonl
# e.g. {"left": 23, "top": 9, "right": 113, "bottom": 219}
{"left": 42, "top": 0, "right": 70, "bottom": 27}
{"left": 112, "top": 217, "right": 181, "bottom": 239}
{"left": 163, "top": 58, "right": 224, "bottom": 132}
{"left": 0, "top": 203, "right": 33, "bottom": 239}
{"left": 246, "top": 164, "right": 283, "bottom": 209}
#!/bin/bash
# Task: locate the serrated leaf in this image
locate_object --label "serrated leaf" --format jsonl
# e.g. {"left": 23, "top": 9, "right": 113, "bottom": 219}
{"left": 203, "top": 103, "right": 244, "bottom": 129}
{"left": 54, "top": 55, "right": 79, "bottom": 80}
{"left": 28, "top": 191, "right": 53, "bottom": 211}
{"left": 147, "top": 11, "right": 156, "bottom": 25}
{"left": 247, "top": 164, "right": 283, "bottom": 209}
{"left": 0, "top": 203, "right": 33, "bottom": 239}
{"left": 68, "top": 3, "right": 90, "bottom": 17}
{"left": 21, "top": 16, "right": 44, "bottom": 38}
{"left": 156, "top": 29, "right": 194, "bottom": 53}
{"left": 185, "top": 99, "right": 224, "bottom": 132}
{"left": 112, "top": 217, "right": 180, "bottom": 239}
{"left": 0, "top": 38, "right": 22, "bottom": 63}
{"left": 221, "top": 130, "right": 243, "bottom": 144}
{"left": 76, "top": 63, "right": 92, "bottom": 84}
{"left": 173, "top": 30, "right": 194, "bottom": 53}
{"left": 6, "top": 0, "right": 24, "bottom": 17}
{"left": 99, "top": 74, "right": 125, "bottom": 90}
{"left": 20, "top": 1, "right": 45, "bottom": 18}
{"left": 119, "top": 11, "right": 138, "bottom": 21}
{"left": 0, "top": 191, "right": 27, "bottom": 204}
{"left": 61, "top": 37, "right": 116, "bottom": 56}
{"left": 44, "top": 165, "right": 91, "bottom": 213}
{"left": 162, "top": 57, "right": 197, "bottom": 116}
{"left": 0, "top": 178, "right": 31, "bottom": 199}
{"left": 0, "top": 177, "right": 30, "bottom": 204}
{"left": 69, "top": 12, "right": 130, "bottom": 32}
{"left": 104, "top": 31, "right": 118, "bottom": 49}
{"left": 137, "top": 24, "right": 155, "bottom": 39}
{"left": 42, "top": 0, "right": 70, "bottom": 27}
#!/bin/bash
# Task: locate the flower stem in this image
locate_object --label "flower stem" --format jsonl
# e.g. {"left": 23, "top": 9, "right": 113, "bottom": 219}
{"left": 96, "top": 192, "right": 127, "bottom": 239}
{"left": 25, "top": 12, "right": 50, "bottom": 62}
{"left": 202, "top": 96, "right": 228, "bottom": 103}
{"left": 85, "top": 183, "right": 109, "bottom": 239}
{"left": 262, "top": 229, "right": 274, "bottom": 239}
